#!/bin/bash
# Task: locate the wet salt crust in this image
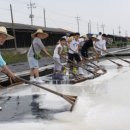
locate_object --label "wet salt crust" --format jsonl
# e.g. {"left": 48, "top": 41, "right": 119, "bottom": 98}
{"left": 0, "top": 59, "right": 130, "bottom": 130}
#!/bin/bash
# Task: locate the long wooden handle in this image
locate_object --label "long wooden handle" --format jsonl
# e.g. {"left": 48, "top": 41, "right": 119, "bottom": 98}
{"left": 17, "top": 77, "right": 65, "bottom": 97}
{"left": 84, "top": 56, "right": 105, "bottom": 69}
{"left": 61, "top": 55, "right": 98, "bottom": 76}
{"left": 68, "top": 48, "right": 104, "bottom": 73}
{"left": 107, "top": 52, "right": 130, "bottom": 64}
{"left": 105, "top": 57, "right": 123, "bottom": 67}
{"left": 16, "top": 77, "right": 77, "bottom": 106}
{"left": 95, "top": 46, "right": 130, "bottom": 64}
{"left": 50, "top": 56, "right": 80, "bottom": 80}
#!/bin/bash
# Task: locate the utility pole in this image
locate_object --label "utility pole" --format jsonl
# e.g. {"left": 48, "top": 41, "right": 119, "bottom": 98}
{"left": 88, "top": 20, "right": 91, "bottom": 34}
{"left": 118, "top": 26, "right": 121, "bottom": 36}
{"left": 125, "top": 30, "right": 128, "bottom": 37}
{"left": 101, "top": 23, "right": 105, "bottom": 33}
{"left": 43, "top": 8, "right": 46, "bottom": 27}
{"left": 27, "top": 0, "right": 36, "bottom": 25}
{"left": 97, "top": 23, "right": 99, "bottom": 33}
{"left": 10, "top": 4, "right": 17, "bottom": 51}
{"left": 113, "top": 29, "right": 115, "bottom": 42}
{"left": 75, "top": 16, "right": 80, "bottom": 32}
{"left": 88, "top": 20, "right": 90, "bottom": 34}
{"left": 89, "top": 20, "right": 91, "bottom": 33}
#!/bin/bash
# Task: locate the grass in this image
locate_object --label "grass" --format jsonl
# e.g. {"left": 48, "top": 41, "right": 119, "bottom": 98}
{"left": 107, "top": 41, "right": 129, "bottom": 48}
{"left": 1, "top": 42, "right": 130, "bottom": 65}
{"left": 1, "top": 51, "right": 27, "bottom": 65}
{"left": 0, "top": 46, "right": 54, "bottom": 65}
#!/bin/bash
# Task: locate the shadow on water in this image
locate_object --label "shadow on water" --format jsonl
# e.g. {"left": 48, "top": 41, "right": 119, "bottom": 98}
{"left": 0, "top": 94, "right": 69, "bottom": 122}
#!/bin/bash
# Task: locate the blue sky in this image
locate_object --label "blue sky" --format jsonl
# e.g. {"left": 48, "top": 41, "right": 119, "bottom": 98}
{"left": 0, "top": 0, "right": 130, "bottom": 36}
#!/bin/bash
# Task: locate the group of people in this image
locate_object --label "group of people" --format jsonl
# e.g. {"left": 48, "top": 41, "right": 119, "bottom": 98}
{"left": 0, "top": 26, "right": 108, "bottom": 109}
{"left": 0, "top": 26, "right": 108, "bottom": 84}
{"left": 52, "top": 32, "right": 108, "bottom": 77}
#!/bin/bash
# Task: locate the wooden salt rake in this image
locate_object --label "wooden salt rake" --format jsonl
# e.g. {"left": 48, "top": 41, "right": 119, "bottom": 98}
{"left": 95, "top": 46, "right": 130, "bottom": 66}
{"left": 17, "top": 77, "right": 78, "bottom": 111}
{"left": 61, "top": 55, "right": 100, "bottom": 77}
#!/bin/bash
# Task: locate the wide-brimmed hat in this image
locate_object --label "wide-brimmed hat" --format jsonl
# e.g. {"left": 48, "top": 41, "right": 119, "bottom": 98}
{"left": 80, "top": 35, "right": 88, "bottom": 39}
{"left": 67, "top": 36, "right": 73, "bottom": 42}
{"left": 91, "top": 34, "right": 97, "bottom": 39}
{"left": 31, "top": 29, "right": 48, "bottom": 39}
{"left": 0, "top": 26, "right": 14, "bottom": 40}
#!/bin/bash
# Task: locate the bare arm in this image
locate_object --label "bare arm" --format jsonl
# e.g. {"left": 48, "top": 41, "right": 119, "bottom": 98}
{"left": 75, "top": 44, "right": 80, "bottom": 53}
{"left": 1, "top": 65, "right": 15, "bottom": 80}
{"left": 58, "top": 47, "right": 62, "bottom": 56}
{"left": 42, "top": 48, "right": 51, "bottom": 57}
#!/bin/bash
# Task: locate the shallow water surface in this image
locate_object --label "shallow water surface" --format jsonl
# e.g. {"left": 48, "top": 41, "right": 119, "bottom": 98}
{"left": 0, "top": 59, "right": 130, "bottom": 130}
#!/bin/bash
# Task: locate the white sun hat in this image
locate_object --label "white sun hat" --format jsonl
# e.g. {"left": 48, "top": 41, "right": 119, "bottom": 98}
{"left": 0, "top": 26, "right": 14, "bottom": 40}
{"left": 31, "top": 29, "right": 48, "bottom": 39}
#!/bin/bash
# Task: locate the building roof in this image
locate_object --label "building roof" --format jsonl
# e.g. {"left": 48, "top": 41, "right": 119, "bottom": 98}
{"left": 0, "top": 21, "right": 74, "bottom": 33}
{"left": 107, "top": 34, "right": 127, "bottom": 38}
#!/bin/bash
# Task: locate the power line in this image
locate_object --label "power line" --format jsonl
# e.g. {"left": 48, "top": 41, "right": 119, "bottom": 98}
{"left": 27, "top": 0, "right": 36, "bottom": 25}
{"left": 12, "top": 0, "right": 28, "bottom": 5}
{"left": 0, "top": 7, "right": 10, "bottom": 11}
{"left": 0, "top": 0, "right": 128, "bottom": 36}
{"left": 46, "top": 14, "right": 75, "bottom": 25}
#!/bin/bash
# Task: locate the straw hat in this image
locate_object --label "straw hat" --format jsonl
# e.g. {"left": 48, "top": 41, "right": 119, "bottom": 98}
{"left": 67, "top": 36, "right": 73, "bottom": 42}
{"left": 80, "top": 35, "right": 88, "bottom": 39}
{"left": 91, "top": 34, "right": 97, "bottom": 39}
{"left": 0, "top": 26, "right": 14, "bottom": 40}
{"left": 31, "top": 29, "right": 48, "bottom": 39}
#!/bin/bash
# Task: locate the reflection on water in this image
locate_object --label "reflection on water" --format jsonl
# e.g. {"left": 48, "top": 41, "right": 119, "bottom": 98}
{"left": 0, "top": 94, "right": 69, "bottom": 122}
{"left": 0, "top": 59, "right": 130, "bottom": 130}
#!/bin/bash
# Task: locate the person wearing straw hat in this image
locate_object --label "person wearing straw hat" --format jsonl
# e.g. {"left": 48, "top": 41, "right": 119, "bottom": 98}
{"left": 0, "top": 26, "right": 15, "bottom": 79}
{"left": 0, "top": 26, "right": 16, "bottom": 111}
{"left": 27, "top": 29, "right": 50, "bottom": 83}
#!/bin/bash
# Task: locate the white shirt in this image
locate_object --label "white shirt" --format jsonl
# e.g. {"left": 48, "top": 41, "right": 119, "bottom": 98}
{"left": 94, "top": 40, "right": 106, "bottom": 55}
{"left": 68, "top": 40, "right": 79, "bottom": 54}
{"left": 79, "top": 38, "right": 85, "bottom": 47}
{"left": 97, "top": 35, "right": 102, "bottom": 41}
{"left": 53, "top": 43, "right": 63, "bottom": 58}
